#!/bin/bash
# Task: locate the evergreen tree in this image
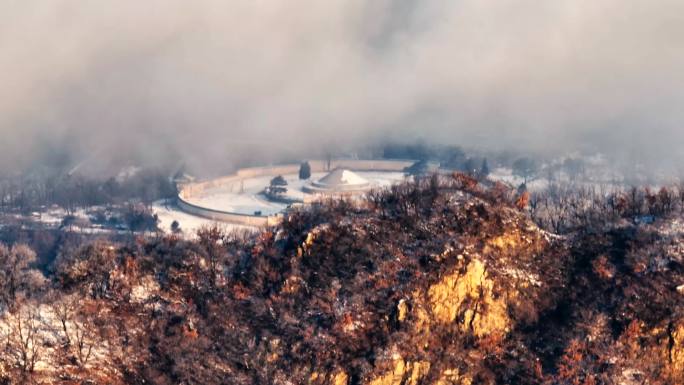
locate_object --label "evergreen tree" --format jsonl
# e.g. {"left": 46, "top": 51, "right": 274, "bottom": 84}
{"left": 480, "top": 158, "right": 490, "bottom": 177}
{"left": 270, "top": 175, "right": 287, "bottom": 186}
{"left": 299, "top": 161, "right": 311, "bottom": 180}
{"left": 267, "top": 175, "right": 288, "bottom": 196}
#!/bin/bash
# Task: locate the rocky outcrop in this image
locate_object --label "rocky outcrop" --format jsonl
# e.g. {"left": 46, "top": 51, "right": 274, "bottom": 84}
{"left": 425, "top": 258, "right": 509, "bottom": 337}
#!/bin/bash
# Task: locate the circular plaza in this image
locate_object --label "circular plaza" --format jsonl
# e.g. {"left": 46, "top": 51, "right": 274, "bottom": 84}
{"left": 176, "top": 160, "right": 413, "bottom": 226}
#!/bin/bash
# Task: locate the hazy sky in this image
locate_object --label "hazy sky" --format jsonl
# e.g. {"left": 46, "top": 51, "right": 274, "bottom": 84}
{"left": 1, "top": 0, "right": 683, "bottom": 173}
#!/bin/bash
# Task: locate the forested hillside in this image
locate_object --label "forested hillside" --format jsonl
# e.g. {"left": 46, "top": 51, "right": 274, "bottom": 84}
{"left": 2, "top": 175, "right": 684, "bottom": 384}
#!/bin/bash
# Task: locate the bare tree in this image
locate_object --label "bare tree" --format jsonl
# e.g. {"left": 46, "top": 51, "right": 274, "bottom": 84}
{"left": 512, "top": 157, "right": 539, "bottom": 184}
{"left": 4, "top": 305, "right": 42, "bottom": 374}
{"left": 197, "top": 225, "right": 228, "bottom": 290}
{"left": 71, "top": 312, "right": 96, "bottom": 367}
{"left": 0, "top": 244, "right": 39, "bottom": 310}
{"left": 50, "top": 294, "right": 97, "bottom": 368}
{"left": 50, "top": 294, "right": 77, "bottom": 346}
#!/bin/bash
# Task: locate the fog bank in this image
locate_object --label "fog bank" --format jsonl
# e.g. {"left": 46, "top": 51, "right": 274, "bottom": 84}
{"left": 1, "top": 0, "right": 683, "bottom": 174}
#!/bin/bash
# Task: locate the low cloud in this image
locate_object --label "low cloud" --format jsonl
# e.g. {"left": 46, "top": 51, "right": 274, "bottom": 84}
{"left": 1, "top": 0, "right": 683, "bottom": 174}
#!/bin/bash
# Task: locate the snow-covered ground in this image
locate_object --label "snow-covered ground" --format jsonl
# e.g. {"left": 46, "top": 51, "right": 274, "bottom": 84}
{"left": 339, "top": 170, "right": 367, "bottom": 184}
{"left": 353, "top": 171, "right": 407, "bottom": 188}
{"left": 32, "top": 206, "right": 90, "bottom": 225}
{"left": 488, "top": 167, "right": 549, "bottom": 191}
{"left": 152, "top": 201, "right": 256, "bottom": 237}
{"left": 186, "top": 171, "right": 407, "bottom": 216}
{"left": 190, "top": 191, "right": 286, "bottom": 216}
{"left": 489, "top": 166, "right": 633, "bottom": 194}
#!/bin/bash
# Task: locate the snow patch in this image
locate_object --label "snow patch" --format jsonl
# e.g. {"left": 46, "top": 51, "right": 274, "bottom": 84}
{"left": 330, "top": 169, "right": 368, "bottom": 185}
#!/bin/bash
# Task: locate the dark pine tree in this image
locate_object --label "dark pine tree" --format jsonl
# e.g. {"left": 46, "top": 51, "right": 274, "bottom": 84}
{"left": 299, "top": 162, "right": 311, "bottom": 180}
{"left": 480, "top": 158, "right": 490, "bottom": 177}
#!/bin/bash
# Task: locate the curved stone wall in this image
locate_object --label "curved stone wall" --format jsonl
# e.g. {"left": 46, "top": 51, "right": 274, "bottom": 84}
{"left": 177, "top": 159, "right": 414, "bottom": 226}
{"left": 176, "top": 198, "right": 275, "bottom": 227}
